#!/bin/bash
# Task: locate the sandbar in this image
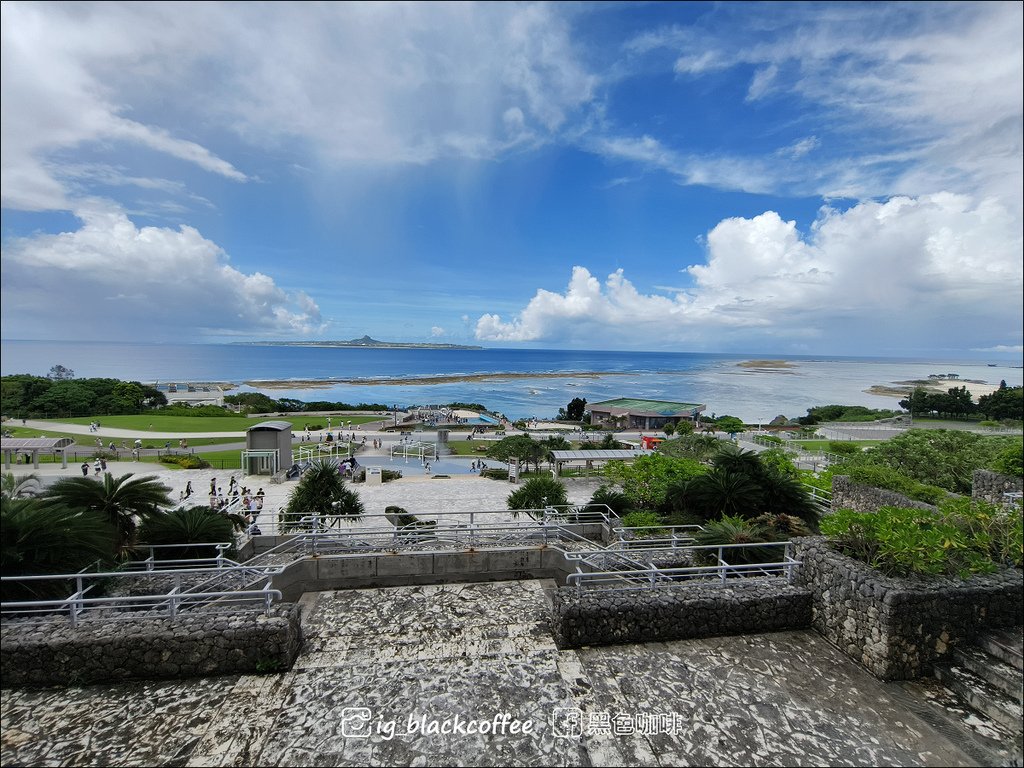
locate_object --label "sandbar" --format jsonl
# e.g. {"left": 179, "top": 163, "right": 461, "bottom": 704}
{"left": 865, "top": 378, "right": 1001, "bottom": 400}
{"left": 244, "top": 371, "right": 633, "bottom": 389}
{"left": 736, "top": 360, "right": 796, "bottom": 371}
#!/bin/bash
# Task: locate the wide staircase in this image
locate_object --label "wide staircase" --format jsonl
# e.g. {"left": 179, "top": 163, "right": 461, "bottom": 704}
{"left": 934, "top": 627, "right": 1023, "bottom": 754}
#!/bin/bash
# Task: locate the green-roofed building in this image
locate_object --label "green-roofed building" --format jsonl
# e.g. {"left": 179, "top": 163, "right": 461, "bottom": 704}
{"left": 589, "top": 397, "right": 706, "bottom": 431}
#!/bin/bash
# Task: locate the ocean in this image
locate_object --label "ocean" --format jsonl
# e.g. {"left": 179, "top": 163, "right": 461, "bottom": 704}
{"left": 2, "top": 340, "right": 1021, "bottom": 423}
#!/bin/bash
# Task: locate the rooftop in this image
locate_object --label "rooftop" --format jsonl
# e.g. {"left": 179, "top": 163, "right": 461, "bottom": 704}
{"left": 590, "top": 398, "right": 704, "bottom": 415}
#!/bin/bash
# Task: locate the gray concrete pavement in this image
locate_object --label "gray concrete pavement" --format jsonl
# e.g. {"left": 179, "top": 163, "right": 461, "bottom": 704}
{"left": 0, "top": 580, "right": 1000, "bottom": 767}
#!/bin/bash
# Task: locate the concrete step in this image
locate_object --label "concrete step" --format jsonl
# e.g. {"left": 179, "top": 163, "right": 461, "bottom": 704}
{"left": 975, "top": 627, "right": 1024, "bottom": 672}
{"left": 934, "top": 662, "right": 1023, "bottom": 734}
{"left": 953, "top": 644, "right": 1024, "bottom": 704}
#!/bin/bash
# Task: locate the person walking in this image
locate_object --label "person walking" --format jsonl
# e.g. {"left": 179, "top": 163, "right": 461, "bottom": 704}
{"left": 81, "top": 462, "right": 89, "bottom": 476}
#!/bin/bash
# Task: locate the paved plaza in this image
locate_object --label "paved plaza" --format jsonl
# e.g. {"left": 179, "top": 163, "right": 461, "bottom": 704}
{"left": 1, "top": 579, "right": 1008, "bottom": 767}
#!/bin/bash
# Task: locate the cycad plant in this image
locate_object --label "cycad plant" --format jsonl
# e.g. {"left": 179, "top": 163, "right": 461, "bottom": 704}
{"left": 1, "top": 496, "right": 114, "bottom": 599}
{"left": 137, "top": 506, "right": 237, "bottom": 561}
{"left": 42, "top": 473, "right": 173, "bottom": 556}
{"left": 507, "top": 477, "right": 568, "bottom": 519}
{"left": 694, "top": 515, "right": 776, "bottom": 565}
{"left": 282, "top": 459, "right": 364, "bottom": 531}
{"left": 1, "top": 472, "right": 43, "bottom": 499}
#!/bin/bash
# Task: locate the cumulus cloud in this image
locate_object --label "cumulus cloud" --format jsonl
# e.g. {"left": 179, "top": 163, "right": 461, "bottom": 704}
{"left": 475, "top": 194, "right": 1023, "bottom": 353}
{"left": 0, "top": 204, "right": 323, "bottom": 341}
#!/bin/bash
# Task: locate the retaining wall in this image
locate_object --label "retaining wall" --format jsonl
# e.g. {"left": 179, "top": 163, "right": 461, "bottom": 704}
{"left": 551, "top": 582, "right": 812, "bottom": 649}
{"left": 0, "top": 604, "right": 303, "bottom": 688}
{"left": 830, "top": 476, "right": 937, "bottom": 513}
{"left": 972, "top": 469, "right": 1023, "bottom": 507}
{"left": 792, "top": 537, "right": 1023, "bottom": 680}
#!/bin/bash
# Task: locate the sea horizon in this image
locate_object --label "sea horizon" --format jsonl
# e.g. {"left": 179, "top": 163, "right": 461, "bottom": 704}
{"left": 2, "top": 339, "right": 1021, "bottom": 423}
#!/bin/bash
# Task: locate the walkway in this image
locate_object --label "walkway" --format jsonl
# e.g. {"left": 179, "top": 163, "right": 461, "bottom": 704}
{"left": 0, "top": 580, "right": 999, "bottom": 767}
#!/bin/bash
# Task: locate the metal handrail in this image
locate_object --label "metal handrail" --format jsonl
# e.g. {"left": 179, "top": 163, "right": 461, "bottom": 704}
{"left": 566, "top": 541, "right": 799, "bottom": 595}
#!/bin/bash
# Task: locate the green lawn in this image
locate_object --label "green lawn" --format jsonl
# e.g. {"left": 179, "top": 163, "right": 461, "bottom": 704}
{"left": 3, "top": 425, "right": 240, "bottom": 448}
{"left": 39, "top": 414, "right": 385, "bottom": 433}
{"left": 791, "top": 440, "right": 884, "bottom": 451}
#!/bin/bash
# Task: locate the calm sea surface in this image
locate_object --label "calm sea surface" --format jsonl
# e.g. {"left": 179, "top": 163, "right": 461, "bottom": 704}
{"left": 2, "top": 340, "right": 1021, "bottom": 423}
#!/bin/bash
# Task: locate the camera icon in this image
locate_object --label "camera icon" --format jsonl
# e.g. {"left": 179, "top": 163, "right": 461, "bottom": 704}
{"left": 340, "top": 707, "right": 372, "bottom": 738}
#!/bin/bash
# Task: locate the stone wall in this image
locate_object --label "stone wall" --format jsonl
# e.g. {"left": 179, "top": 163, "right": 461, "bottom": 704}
{"left": 830, "top": 476, "right": 937, "bottom": 513}
{"left": 0, "top": 604, "right": 303, "bottom": 688}
{"left": 550, "top": 583, "right": 812, "bottom": 649}
{"left": 792, "top": 537, "right": 1023, "bottom": 680}
{"left": 972, "top": 469, "right": 1023, "bottom": 507}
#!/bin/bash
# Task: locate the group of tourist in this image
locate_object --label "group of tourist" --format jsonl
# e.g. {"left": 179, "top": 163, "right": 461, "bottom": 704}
{"left": 81, "top": 457, "right": 107, "bottom": 476}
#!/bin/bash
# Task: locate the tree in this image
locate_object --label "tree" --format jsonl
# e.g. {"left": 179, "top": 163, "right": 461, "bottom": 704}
{"left": 42, "top": 472, "right": 173, "bottom": 556}
{"left": 658, "top": 434, "right": 721, "bottom": 461}
{"left": 282, "top": 459, "right": 363, "bottom": 530}
{"left": 47, "top": 364, "right": 75, "bottom": 380}
{"left": 487, "top": 435, "right": 542, "bottom": 474}
{"left": 565, "top": 397, "right": 587, "bottom": 421}
{"left": 586, "top": 485, "right": 632, "bottom": 517}
{"left": 507, "top": 477, "right": 568, "bottom": 517}
{"left": 715, "top": 415, "right": 745, "bottom": 434}
{"left": 663, "top": 422, "right": 676, "bottom": 437}
{"left": 977, "top": 386, "right": 1023, "bottom": 421}
{"left": 603, "top": 454, "right": 707, "bottom": 510}
{"left": 2, "top": 496, "right": 115, "bottom": 599}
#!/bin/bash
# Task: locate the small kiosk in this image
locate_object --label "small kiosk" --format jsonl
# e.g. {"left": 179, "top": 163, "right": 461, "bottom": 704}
{"left": 241, "top": 421, "right": 292, "bottom": 476}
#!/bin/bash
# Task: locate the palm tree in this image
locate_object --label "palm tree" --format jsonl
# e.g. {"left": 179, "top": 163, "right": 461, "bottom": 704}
{"left": 282, "top": 459, "right": 364, "bottom": 531}
{"left": 42, "top": 472, "right": 173, "bottom": 556}
{"left": 1, "top": 472, "right": 42, "bottom": 499}
{"left": 1, "top": 496, "right": 115, "bottom": 599}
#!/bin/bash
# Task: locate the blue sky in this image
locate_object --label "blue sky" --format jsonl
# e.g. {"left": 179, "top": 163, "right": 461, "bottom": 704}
{"left": 1, "top": 1, "right": 1021, "bottom": 359}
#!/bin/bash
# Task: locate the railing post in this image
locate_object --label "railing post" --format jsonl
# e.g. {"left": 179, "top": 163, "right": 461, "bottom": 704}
{"left": 719, "top": 546, "right": 726, "bottom": 585}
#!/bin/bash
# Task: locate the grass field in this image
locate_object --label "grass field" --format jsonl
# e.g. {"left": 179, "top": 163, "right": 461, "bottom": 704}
{"left": 791, "top": 440, "right": 884, "bottom": 451}
{"left": 39, "top": 414, "right": 385, "bottom": 433}
{"left": 4, "top": 425, "right": 240, "bottom": 448}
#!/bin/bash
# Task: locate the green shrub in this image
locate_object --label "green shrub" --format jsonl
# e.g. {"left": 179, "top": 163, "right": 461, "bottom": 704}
{"left": 760, "top": 435, "right": 783, "bottom": 445}
{"left": 990, "top": 442, "right": 1023, "bottom": 477}
{"left": 158, "top": 454, "right": 211, "bottom": 469}
{"left": 844, "top": 465, "right": 947, "bottom": 504}
{"left": 820, "top": 504, "right": 1006, "bottom": 576}
{"left": 481, "top": 468, "right": 510, "bottom": 481}
{"left": 619, "top": 510, "right": 666, "bottom": 537}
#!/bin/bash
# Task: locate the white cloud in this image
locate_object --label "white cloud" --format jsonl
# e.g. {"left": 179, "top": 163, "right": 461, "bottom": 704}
{"left": 1, "top": 2, "right": 596, "bottom": 213}
{"left": 0, "top": 3, "right": 247, "bottom": 212}
{"left": 475, "top": 194, "right": 1023, "bottom": 352}
{"left": 0, "top": 204, "right": 323, "bottom": 341}
{"left": 614, "top": 3, "right": 1023, "bottom": 207}
{"left": 430, "top": 326, "right": 446, "bottom": 338}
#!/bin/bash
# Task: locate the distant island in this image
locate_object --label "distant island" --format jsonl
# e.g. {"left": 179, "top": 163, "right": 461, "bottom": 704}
{"left": 234, "top": 335, "right": 484, "bottom": 350}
